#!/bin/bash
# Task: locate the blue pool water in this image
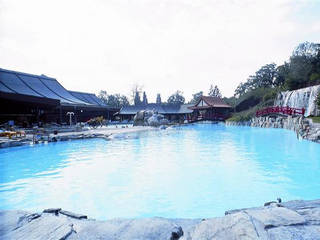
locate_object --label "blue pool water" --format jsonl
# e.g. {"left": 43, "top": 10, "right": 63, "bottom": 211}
{"left": 0, "top": 124, "right": 320, "bottom": 220}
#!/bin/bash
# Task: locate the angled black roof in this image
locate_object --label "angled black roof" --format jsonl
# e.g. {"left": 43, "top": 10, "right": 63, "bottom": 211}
{"left": 69, "top": 91, "right": 107, "bottom": 107}
{"left": 0, "top": 68, "right": 89, "bottom": 106}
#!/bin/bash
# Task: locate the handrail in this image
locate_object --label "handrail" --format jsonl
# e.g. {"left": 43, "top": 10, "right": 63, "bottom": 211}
{"left": 256, "top": 106, "right": 305, "bottom": 117}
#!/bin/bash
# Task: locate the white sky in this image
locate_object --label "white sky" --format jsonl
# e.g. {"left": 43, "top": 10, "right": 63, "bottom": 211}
{"left": 1, "top": 0, "right": 320, "bottom": 102}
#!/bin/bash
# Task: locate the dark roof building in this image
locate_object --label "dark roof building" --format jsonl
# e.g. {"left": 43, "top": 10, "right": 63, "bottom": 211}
{"left": 69, "top": 90, "right": 107, "bottom": 107}
{"left": 119, "top": 103, "right": 193, "bottom": 116}
{"left": 0, "top": 68, "right": 88, "bottom": 106}
{"left": 0, "top": 68, "right": 114, "bottom": 124}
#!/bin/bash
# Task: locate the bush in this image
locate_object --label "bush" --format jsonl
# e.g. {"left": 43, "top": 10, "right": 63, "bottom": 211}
{"left": 234, "top": 87, "right": 279, "bottom": 112}
{"left": 262, "top": 88, "right": 278, "bottom": 103}
{"left": 316, "top": 93, "right": 320, "bottom": 108}
{"left": 227, "top": 105, "right": 260, "bottom": 122}
{"left": 86, "top": 116, "right": 106, "bottom": 128}
{"left": 310, "top": 73, "right": 320, "bottom": 83}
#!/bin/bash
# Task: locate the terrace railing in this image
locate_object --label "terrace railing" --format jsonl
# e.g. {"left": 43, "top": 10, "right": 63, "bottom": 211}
{"left": 256, "top": 106, "right": 305, "bottom": 117}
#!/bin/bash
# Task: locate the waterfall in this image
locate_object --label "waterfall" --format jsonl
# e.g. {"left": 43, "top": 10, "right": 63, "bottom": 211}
{"left": 274, "top": 85, "right": 320, "bottom": 116}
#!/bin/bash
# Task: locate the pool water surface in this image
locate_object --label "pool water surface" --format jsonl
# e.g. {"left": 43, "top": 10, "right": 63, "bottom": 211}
{"left": 0, "top": 124, "right": 320, "bottom": 220}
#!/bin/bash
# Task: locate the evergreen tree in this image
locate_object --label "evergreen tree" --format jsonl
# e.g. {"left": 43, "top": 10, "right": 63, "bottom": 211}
{"left": 142, "top": 91, "right": 148, "bottom": 105}
{"left": 134, "top": 91, "right": 141, "bottom": 106}
{"left": 156, "top": 93, "right": 162, "bottom": 104}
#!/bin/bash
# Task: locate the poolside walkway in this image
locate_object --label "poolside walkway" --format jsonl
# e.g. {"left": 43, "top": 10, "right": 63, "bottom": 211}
{"left": 0, "top": 126, "right": 155, "bottom": 148}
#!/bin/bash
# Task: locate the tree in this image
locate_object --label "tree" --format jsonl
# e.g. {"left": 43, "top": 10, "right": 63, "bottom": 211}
{"left": 316, "top": 93, "right": 320, "bottom": 109}
{"left": 274, "top": 63, "right": 289, "bottom": 87}
{"left": 234, "top": 82, "right": 246, "bottom": 97}
{"left": 98, "top": 91, "right": 129, "bottom": 108}
{"left": 156, "top": 93, "right": 162, "bottom": 104}
{"left": 119, "top": 95, "right": 129, "bottom": 107}
{"left": 106, "top": 94, "right": 119, "bottom": 107}
{"left": 189, "top": 91, "right": 203, "bottom": 104}
{"left": 167, "top": 90, "right": 185, "bottom": 105}
{"left": 98, "top": 90, "right": 108, "bottom": 104}
{"left": 142, "top": 91, "right": 148, "bottom": 105}
{"left": 130, "top": 83, "right": 143, "bottom": 104}
{"left": 284, "top": 42, "right": 320, "bottom": 90}
{"left": 208, "top": 85, "right": 222, "bottom": 98}
{"left": 292, "top": 42, "right": 320, "bottom": 58}
{"left": 134, "top": 91, "right": 141, "bottom": 106}
{"left": 254, "top": 63, "right": 277, "bottom": 88}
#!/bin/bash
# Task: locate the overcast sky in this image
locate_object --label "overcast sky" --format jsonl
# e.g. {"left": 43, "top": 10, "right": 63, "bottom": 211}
{"left": 1, "top": 0, "right": 320, "bottom": 102}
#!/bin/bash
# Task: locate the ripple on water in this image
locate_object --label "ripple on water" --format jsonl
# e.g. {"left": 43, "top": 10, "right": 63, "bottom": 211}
{"left": 0, "top": 123, "right": 320, "bottom": 220}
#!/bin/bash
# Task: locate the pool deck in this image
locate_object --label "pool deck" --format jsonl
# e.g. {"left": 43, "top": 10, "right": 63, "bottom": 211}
{"left": 1, "top": 199, "right": 320, "bottom": 239}
{"left": 0, "top": 126, "right": 156, "bottom": 149}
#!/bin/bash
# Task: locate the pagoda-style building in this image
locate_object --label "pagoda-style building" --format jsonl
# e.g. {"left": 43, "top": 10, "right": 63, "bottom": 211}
{"left": 188, "top": 96, "right": 231, "bottom": 122}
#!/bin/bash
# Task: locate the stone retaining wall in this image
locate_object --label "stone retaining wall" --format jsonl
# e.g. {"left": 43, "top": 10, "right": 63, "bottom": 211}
{"left": 226, "top": 116, "right": 320, "bottom": 143}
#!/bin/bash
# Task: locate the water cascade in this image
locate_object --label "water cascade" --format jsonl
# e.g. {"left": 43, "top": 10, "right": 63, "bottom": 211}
{"left": 274, "top": 85, "right": 320, "bottom": 116}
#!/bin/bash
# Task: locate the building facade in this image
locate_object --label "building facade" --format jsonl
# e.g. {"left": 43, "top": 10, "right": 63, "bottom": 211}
{"left": 0, "top": 68, "right": 116, "bottom": 126}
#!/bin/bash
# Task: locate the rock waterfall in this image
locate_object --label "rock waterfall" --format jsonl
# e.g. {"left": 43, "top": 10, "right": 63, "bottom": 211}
{"left": 275, "top": 85, "right": 320, "bottom": 116}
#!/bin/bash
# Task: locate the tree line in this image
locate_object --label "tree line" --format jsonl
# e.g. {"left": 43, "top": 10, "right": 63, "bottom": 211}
{"left": 234, "top": 42, "right": 320, "bottom": 98}
{"left": 98, "top": 84, "right": 223, "bottom": 108}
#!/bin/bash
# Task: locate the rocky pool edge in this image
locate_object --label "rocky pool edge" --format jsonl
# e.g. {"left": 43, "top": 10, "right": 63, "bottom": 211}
{"left": 1, "top": 199, "right": 320, "bottom": 239}
{"left": 226, "top": 115, "right": 320, "bottom": 144}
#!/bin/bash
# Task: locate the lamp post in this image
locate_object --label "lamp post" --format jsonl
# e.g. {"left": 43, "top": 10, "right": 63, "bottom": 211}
{"left": 66, "top": 112, "right": 74, "bottom": 126}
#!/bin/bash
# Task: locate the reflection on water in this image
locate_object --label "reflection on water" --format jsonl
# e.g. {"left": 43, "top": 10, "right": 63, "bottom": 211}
{"left": 0, "top": 123, "right": 320, "bottom": 220}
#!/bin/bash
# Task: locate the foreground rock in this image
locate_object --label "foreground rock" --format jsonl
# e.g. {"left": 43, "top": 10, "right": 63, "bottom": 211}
{"left": 1, "top": 199, "right": 320, "bottom": 239}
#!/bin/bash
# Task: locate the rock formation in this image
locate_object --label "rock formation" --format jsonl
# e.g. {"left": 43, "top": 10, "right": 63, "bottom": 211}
{"left": 226, "top": 115, "right": 320, "bottom": 143}
{"left": 1, "top": 199, "right": 320, "bottom": 239}
{"left": 133, "top": 110, "right": 169, "bottom": 127}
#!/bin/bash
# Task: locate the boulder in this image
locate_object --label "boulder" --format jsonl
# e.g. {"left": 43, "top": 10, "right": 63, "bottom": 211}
{"left": 134, "top": 110, "right": 169, "bottom": 127}
{"left": 187, "top": 211, "right": 268, "bottom": 240}
{"left": 133, "top": 111, "right": 147, "bottom": 126}
{"left": 244, "top": 207, "right": 306, "bottom": 229}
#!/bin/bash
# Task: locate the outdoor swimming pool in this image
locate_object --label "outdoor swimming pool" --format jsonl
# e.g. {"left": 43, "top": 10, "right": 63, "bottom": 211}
{"left": 0, "top": 124, "right": 320, "bottom": 220}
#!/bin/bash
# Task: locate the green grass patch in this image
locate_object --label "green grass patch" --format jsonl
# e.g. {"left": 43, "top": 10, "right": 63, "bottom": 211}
{"left": 227, "top": 106, "right": 259, "bottom": 122}
{"left": 308, "top": 116, "right": 320, "bottom": 123}
{"left": 227, "top": 98, "right": 276, "bottom": 122}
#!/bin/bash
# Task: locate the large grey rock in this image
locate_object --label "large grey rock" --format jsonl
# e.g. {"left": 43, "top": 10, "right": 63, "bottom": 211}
{"left": 0, "top": 211, "right": 187, "bottom": 240}
{"left": 133, "top": 111, "right": 147, "bottom": 126}
{"left": 147, "top": 113, "right": 166, "bottom": 127}
{"left": 244, "top": 207, "right": 306, "bottom": 228}
{"left": 133, "top": 110, "right": 169, "bottom": 127}
{"left": 281, "top": 199, "right": 320, "bottom": 211}
{"left": 267, "top": 225, "right": 320, "bottom": 240}
{"left": 187, "top": 211, "right": 268, "bottom": 240}
{"left": 0, "top": 210, "right": 29, "bottom": 236}
{"left": 1, "top": 212, "right": 75, "bottom": 240}
{"left": 2, "top": 199, "right": 320, "bottom": 240}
